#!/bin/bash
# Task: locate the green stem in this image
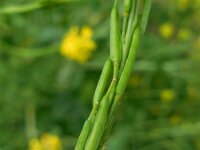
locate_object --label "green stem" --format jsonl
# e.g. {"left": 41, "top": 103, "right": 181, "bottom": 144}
{"left": 84, "top": 72, "right": 118, "bottom": 150}
{"left": 75, "top": 58, "right": 112, "bottom": 149}
{"left": 84, "top": 95, "right": 109, "bottom": 150}
{"left": 75, "top": 0, "right": 152, "bottom": 149}
{"left": 120, "top": 0, "right": 140, "bottom": 72}
{"left": 75, "top": 120, "right": 91, "bottom": 150}
{"left": 112, "top": 25, "right": 141, "bottom": 120}
{"left": 0, "top": 0, "right": 81, "bottom": 14}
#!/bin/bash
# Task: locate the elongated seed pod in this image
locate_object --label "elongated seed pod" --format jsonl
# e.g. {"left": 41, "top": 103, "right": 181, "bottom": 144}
{"left": 121, "top": 17, "right": 138, "bottom": 71}
{"left": 88, "top": 58, "right": 112, "bottom": 127}
{"left": 116, "top": 26, "right": 141, "bottom": 96}
{"left": 108, "top": 26, "right": 141, "bottom": 127}
{"left": 85, "top": 78, "right": 116, "bottom": 150}
{"left": 126, "top": 0, "right": 137, "bottom": 31}
{"left": 98, "top": 114, "right": 115, "bottom": 148}
{"left": 75, "top": 120, "right": 90, "bottom": 150}
{"left": 122, "top": 0, "right": 132, "bottom": 40}
{"left": 92, "top": 58, "right": 112, "bottom": 107}
{"left": 141, "top": 0, "right": 152, "bottom": 34}
{"left": 124, "top": 0, "right": 132, "bottom": 14}
{"left": 85, "top": 96, "right": 109, "bottom": 150}
{"left": 75, "top": 0, "right": 153, "bottom": 148}
{"left": 110, "top": 0, "right": 122, "bottom": 75}
{"left": 121, "top": 0, "right": 140, "bottom": 71}
{"left": 76, "top": 59, "right": 112, "bottom": 150}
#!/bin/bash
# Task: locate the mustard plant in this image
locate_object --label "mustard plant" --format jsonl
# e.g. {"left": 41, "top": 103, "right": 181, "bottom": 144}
{"left": 75, "top": 0, "right": 152, "bottom": 149}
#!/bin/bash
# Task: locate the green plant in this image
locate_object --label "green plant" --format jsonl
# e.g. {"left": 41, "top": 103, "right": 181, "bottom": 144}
{"left": 75, "top": 0, "right": 152, "bottom": 149}
{"left": 0, "top": 0, "right": 80, "bottom": 14}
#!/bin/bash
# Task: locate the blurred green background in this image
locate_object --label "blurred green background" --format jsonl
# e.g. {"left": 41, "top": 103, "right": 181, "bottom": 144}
{"left": 0, "top": 0, "right": 200, "bottom": 149}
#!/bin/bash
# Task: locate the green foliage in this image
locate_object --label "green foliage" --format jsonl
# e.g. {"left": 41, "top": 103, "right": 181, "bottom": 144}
{"left": 0, "top": 0, "right": 200, "bottom": 149}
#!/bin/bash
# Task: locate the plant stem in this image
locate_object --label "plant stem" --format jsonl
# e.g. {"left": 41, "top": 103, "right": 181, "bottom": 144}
{"left": 75, "top": 0, "right": 152, "bottom": 149}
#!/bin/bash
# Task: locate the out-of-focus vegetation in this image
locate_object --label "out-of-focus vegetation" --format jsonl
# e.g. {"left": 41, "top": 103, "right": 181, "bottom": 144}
{"left": 0, "top": 0, "right": 200, "bottom": 149}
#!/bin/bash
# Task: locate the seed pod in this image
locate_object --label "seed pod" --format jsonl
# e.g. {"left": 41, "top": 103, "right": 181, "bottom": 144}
{"left": 92, "top": 58, "right": 112, "bottom": 107}
{"left": 85, "top": 96, "right": 109, "bottom": 150}
{"left": 110, "top": 0, "right": 122, "bottom": 68}
{"left": 75, "top": 120, "right": 90, "bottom": 150}
{"left": 121, "top": 0, "right": 140, "bottom": 70}
{"left": 116, "top": 26, "right": 141, "bottom": 96}
{"left": 121, "top": 16, "right": 138, "bottom": 70}
{"left": 126, "top": 0, "right": 137, "bottom": 30}
{"left": 141, "top": 0, "right": 152, "bottom": 34}
{"left": 122, "top": 0, "right": 133, "bottom": 47}
{"left": 124, "top": 0, "right": 132, "bottom": 15}
{"left": 98, "top": 115, "right": 115, "bottom": 148}
{"left": 76, "top": 59, "right": 112, "bottom": 150}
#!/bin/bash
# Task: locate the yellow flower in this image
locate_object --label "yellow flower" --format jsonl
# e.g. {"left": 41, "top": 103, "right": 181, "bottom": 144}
{"left": 159, "top": 22, "right": 175, "bottom": 39}
{"left": 29, "top": 133, "right": 62, "bottom": 150}
{"left": 160, "top": 89, "right": 175, "bottom": 103}
{"left": 29, "top": 138, "right": 42, "bottom": 150}
{"left": 177, "top": 0, "right": 190, "bottom": 11}
{"left": 60, "top": 26, "right": 96, "bottom": 64}
{"left": 81, "top": 26, "right": 93, "bottom": 38}
{"left": 177, "top": 28, "right": 192, "bottom": 41}
{"left": 40, "top": 133, "right": 62, "bottom": 150}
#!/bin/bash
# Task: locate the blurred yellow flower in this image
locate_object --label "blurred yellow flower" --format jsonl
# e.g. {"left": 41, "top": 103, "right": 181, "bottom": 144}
{"left": 160, "top": 89, "right": 175, "bottom": 103}
{"left": 60, "top": 26, "right": 96, "bottom": 64}
{"left": 40, "top": 133, "right": 62, "bottom": 150}
{"left": 177, "top": 28, "right": 192, "bottom": 41}
{"left": 29, "top": 133, "right": 62, "bottom": 150}
{"left": 159, "top": 23, "right": 175, "bottom": 39}
{"left": 29, "top": 138, "right": 42, "bottom": 150}
{"left": 177, "top": 0, "right": 190, "bottom": 11}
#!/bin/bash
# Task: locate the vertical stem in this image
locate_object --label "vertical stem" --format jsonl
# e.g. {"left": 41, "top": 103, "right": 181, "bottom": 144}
{"left": 75, "top": 0, "right": 152, "bottom": 149}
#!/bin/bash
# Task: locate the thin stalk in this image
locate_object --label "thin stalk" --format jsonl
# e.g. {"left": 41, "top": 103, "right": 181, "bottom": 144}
{"left": 75, "top": 0, "right": 152, "bottom": 149}
{"left": 0, "top": 0, "right": 81, "bottom": 14}
{"left": 99, "top": 26, "right": 141, "bottom": 148}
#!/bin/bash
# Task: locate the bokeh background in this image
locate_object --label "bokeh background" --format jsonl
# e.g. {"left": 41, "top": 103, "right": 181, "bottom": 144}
{"left": 0, "top": 0, "right": 200, "bottom": 149}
